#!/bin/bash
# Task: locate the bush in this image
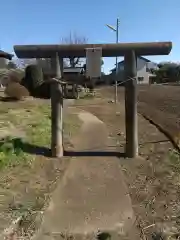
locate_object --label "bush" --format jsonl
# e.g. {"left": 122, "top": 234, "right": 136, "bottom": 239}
{"left": 22, "top": 65, "right": 44, "bottom": 95}
{"left": 0, "top": 70, "right": 24, "bottom": 87}
{"left": 33, "top": 81, "right": 51, "bottom": 99}
{"left": 5, "top": 82, "right": 30, "bottom": 100}
{"left": 8, "top": 70, "right": 24, "bottom": 83}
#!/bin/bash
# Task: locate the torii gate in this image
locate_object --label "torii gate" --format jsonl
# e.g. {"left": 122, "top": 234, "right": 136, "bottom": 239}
{"left": 14, "top": 41, "right": 172, "bottom": 158}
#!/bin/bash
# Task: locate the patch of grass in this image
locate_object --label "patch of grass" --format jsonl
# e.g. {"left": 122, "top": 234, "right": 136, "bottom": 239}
{"left": 168, "top": 148, "right": 180, "bottom": 172}
{"left": 0, "top": 137, "right": 29, "bottom": 169}
{"left": 0, "top": 102, "right": 81, "bottom": 170}
{"left": 26, "top": 105, "right": 51, "bottom": 147}
{"left": 0, "top": 103, "right": 51, "bottom": 170}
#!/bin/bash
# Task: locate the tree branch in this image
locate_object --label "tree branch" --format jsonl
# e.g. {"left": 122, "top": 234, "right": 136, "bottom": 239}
{"left": 61, "top": 31, "right": 87, "bottom": 67}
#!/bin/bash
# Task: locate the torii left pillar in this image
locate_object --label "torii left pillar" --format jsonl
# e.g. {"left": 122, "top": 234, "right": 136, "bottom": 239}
{"left": 50, "top": 53, "right": 64, "bottom": 157}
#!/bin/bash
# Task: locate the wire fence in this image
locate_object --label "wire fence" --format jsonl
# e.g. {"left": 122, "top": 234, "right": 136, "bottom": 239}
{"left": 112, "top": 76, "right": 137, "bottom": 87}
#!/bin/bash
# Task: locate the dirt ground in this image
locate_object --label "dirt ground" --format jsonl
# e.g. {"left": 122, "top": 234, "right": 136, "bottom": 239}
{"left": 137, "top": 85, "right": 180, "bottom": 149}
{"left": 101, "top": 85, "right": 180, "bottom": 149}
{"left": 137, "top": 85, "right": 180, "bottom": 119}
{"left": 74, "top": 94, "right": 180, "bottom": 240}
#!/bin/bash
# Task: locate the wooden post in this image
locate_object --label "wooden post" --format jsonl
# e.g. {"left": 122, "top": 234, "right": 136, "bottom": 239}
{"left": 50, "top": 53, "right": 64, "bottom": 157}
{"left": 62, "top": 84, "right": 66, "bottom": 98}
{"left": 124, "top": 50, "right": 138, "bottom": 158}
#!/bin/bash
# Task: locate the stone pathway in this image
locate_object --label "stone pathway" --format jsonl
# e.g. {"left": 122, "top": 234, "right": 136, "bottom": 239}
{"left": 34, "top": 109, "right": 139, "bottom": 240}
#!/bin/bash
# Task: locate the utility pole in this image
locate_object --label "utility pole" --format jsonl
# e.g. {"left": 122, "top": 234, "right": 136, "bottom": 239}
{"left": 106, "top": 18, "right": 120, "bottom": 103}
{"left": 115, "top": 18, "right": 119, "bottom": 103}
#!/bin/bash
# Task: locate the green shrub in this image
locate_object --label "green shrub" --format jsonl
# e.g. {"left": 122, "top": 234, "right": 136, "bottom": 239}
{"left": 22, "top": 65, "right": 44, "bottom": 95}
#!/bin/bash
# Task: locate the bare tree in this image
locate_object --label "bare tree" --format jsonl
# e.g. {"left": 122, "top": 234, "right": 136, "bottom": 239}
{"left": 61, "top": 32, "right": 87, "bottom": 68}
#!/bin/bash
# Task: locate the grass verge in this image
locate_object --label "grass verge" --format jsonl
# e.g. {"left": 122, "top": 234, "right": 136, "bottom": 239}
{"left": 0, "top": 99, "right": 81, "bottom": 238}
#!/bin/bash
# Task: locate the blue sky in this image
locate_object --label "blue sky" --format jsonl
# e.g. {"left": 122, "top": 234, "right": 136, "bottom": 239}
{"left": 1, "top": 0, "right": 179, "bottom": 73}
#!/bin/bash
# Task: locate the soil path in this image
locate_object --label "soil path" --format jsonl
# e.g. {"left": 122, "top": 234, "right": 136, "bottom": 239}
{"left": 34, "top": 109, "right": 139, "bottom": 240}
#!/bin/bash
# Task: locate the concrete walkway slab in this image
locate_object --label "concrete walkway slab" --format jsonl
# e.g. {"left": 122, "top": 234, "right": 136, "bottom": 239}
{"left": 34, "top": 110, "right": 139, "bottom": 240}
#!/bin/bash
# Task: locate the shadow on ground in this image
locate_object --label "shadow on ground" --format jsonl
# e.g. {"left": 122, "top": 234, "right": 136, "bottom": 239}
{"left": 20, "top": 142, "right": 51, "bottom": 157}
{"left": 64, "top": 150, "right": 125, "bottom": 158}
{"left": 0, "top": 137, "right": 125, "bottom": 158}
{"left": 1, "top": 137, "right": 168, "bottom": 159}
{"left": 0, "top": 137, "right": 51, "bottom": 157}
{"left": 0, "top": 96, "right": 19, "bottom": 102}
{"left": 22, "top": 143, "right": 125, "bottom": 158}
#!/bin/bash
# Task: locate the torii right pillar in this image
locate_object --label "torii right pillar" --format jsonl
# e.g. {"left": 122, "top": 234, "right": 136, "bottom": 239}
{"left": 124, "top": 50, "right": 138, "bottom": 158}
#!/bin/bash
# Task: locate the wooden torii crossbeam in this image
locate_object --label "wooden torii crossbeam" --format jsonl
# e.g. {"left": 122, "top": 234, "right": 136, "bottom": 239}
{"left": 13, "top": 41, "right": 172, "bottom": 158}
{"left": 14, "top": 42, "right": 172, "bottom": 58}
